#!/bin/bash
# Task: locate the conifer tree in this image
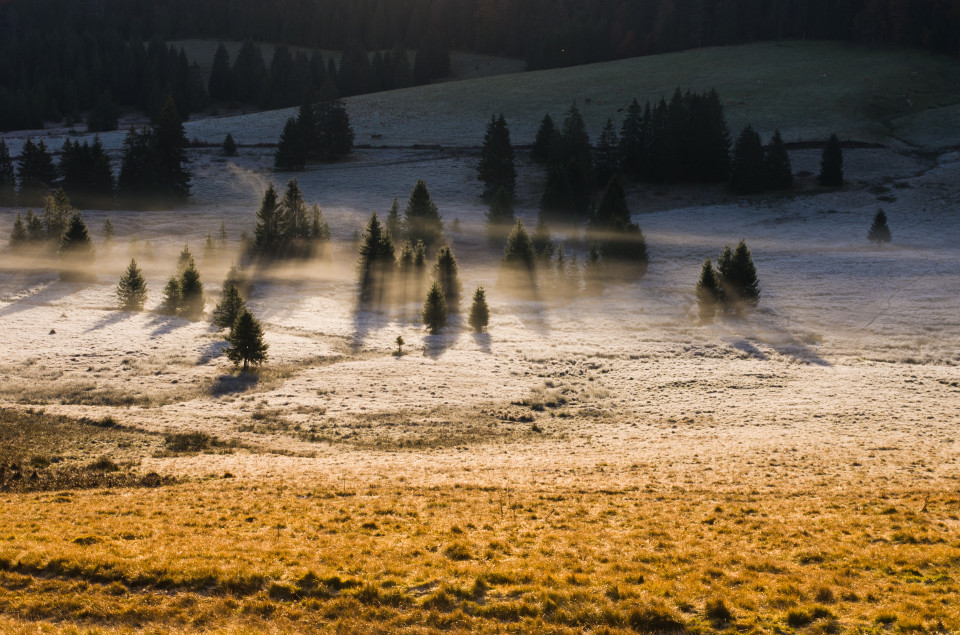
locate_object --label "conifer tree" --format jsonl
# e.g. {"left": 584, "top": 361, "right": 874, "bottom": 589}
{"left": 432, "top": 245, "right": 462, "bottom": 312}
{"left": 867, "top": 209, "right": 892, "bottom": 245}
{"left": 8, "top": 213, "right": 27, "bottom": 250}
{"left": 469, "top": 286, "right": 490, "bottom": 333}
{"left": 179, "top": 258, "right": 205, "bottom": 320}
{"left": 696, "top": 259, "right": 721, "bottom": 322}
{"left": 591, "top": 176, "right": 631, "bottom": 230}
{"left": 819, "top": 133, "right": 843, "bottom": 186}
{"left": 59, "top": 212, "right": 96, "bottom": 281}
{"left": 253, "top": 183, "right": 280, "bottom": 255}
{"left": 17, "top": 139, "right": 57, "bottom": 205}
{"left": 160, "top": 276, "right": 182, "bottom": 315}
{"left": 717, "top": 239, "right": 760, "bottom": 311}
{"left": 531, "top": 212, "right": 555, "bottom": 263}
{"left": 209, "top": 43, "right": 234, "bottom": 102}
{"left": 477, "top": 113, "right": 516, "bottom": 198}
{"left": 730, "top": 124, "right": 765, "bottom": 194}
{"left": 152, "top": 96, "right": 191, "bottom": 202}
{"left": 602, "top": 218, "right": 649, "bottom": 276}
{"left": 0, "top": 139, "right": 15, "bottom": 205}
{"left": 177, "top": 244, "right": 193, "bottom": 274}
{"left": 763, "top": 129, "right": 793, "bottom": 190}
{"left": 42, "top": 189, "right": 74, "bottom": 243}
{"left": 618, "top": 99, "right": 645, "bottom": 179}
{"left": 532, "top": 113, "right": 559, "bottom": 164}
{"left": 539, "top": 163, "right": 575, "bottom": 221}
{"left": 385, "top": 196, "right": 402, "bottom": 240}
{"left": 357, "top": 211, "right": 396, "bottom": 304}
{"left": 404, "top": 179, "right": 443, "bottom": 247}
{"left": 594, "top": 118, "right": 620, "bottom": 186}
{"left": 311, "top": 204, "right": 331, "bottom": 250}
{"left": 500, "top": 219, "right": 537, "bottom": 290}
{"left": 421, "top": 281, "right": 447, "bottom": 334}
{"left": 485, "top": 186, "right": 515, "bottom": 245}
{"left": 213, "top": 282, "right": 246, "bottom": 329}
{"left": 102, "top": 218, "right": 115, "bottom": 243}
{"left": 117, "top": 259, "right": 148, "bottom": 311}
{"left": 226, "top": 308, "right": 269, "bottom": 372}
{"left": 222, "top": 133, "right": 237, "bottom": 157}
{"left": 275, "top": 117, "right": 306, "bottom": 170}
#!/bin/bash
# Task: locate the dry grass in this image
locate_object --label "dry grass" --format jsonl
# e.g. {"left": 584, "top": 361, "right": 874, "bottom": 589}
{"left": 0, "top": 479, "right": 956, "bottom": 633}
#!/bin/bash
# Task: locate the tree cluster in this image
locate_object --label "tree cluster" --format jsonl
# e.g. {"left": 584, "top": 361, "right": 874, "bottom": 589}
{"left": 696, "top": 240, "right": 761, "bottom": 321}
{"left": 161, "top": 257, "right": 205, "bottom": 320}
{"left": 117, "top": 97, "right": 193, "bottom": 206}
{"left": 730, "top": 127, "right": 793, "bottom": 194}
{"left": 251, "top": 180, "right": 330, "bottom": 259}
{"left": 275, "top": 95, "right": 354, "bottom": 170}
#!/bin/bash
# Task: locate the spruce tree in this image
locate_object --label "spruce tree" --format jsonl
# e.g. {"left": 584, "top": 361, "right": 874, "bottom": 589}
{"left": 594, "top": 118, "right": 620, "bottom": 186}
{"left": 592, "top": 177, "right": 630, "bottom": 230}
{"left": 432, "top": 245, "right": 462, "bottom": 312}
{"left": 59, "top": 212, "right": 96, "bottom": 281}
{"left": 253, "top": 183, "right": 280, "bottom": 255}
{"left": 0, "top": 139, "right": 15, "bottom": 205}
{"left": 532, "top": 113, "right": 559, "bottom": 164}
{"left": 717, "top": 240, "right": 760, "bottom": 311}
{"left": 8, "top": 213, "right": 27, "bottom": 250}
{"left": 209, "top": 43, "right": 233, "bottom": 102}
{"left": 696, "top": 259, "right": 721, "bottom": 323}
{"left": 819, "top": 134, "right": 843, "bottom": 186}
{"left": 404, "top": 179, "right": 443, "bottom": 247}
{"left": 730, "top": 124, "right": 765, "bottom": 194}
{"left": 867, "top": 209, "right": 892, "bottom": 245}
{"left": 539, "top": 163, "right": 575, "bottom": 221}
{"left": 213, "top": 282, "right": 246, "bottom": 329}
{"left": 385, "top": 196, "right": 402, "bottom": 240}
{"left": 226, "top": 309, "right": 269, "bottom": 372}
{"left": 152, "top": 96, "right": 191, "bottom": 203}
{"left": 222, "top": 133, "right": 237, "bottom": 157}
{"left": 179, "top": 258, "right": 205, "bottom": 320}
{"left": 763, "top": 129, "right": 793, "bottom": 190}
{"left": 477, "top": 113, "right": 516, "bottom": 198}
{"left": 602, "top": 219, "right": 649, "bottom": 276}
{"left": 357, "top": 211, "right": 396, "bottom": 304}
{"left": 43, "top": 189, "right": 74, "bottom": 242}
{"left": 618, "top": 99, "right": 645, "bottom": 179}
{"left": 500, "top": 219, "right": 537, "bottom": 290}
{"left": 469, "top": 286, "right": 490, "bottom": 333}
{"left": 485, "top": 186, "right": 515, "bottom": 245}
{"left": 161, "top": 276, "right": 182, "bottom": 315}
{"left": 102, "top": 218, "right": 115, "bottom": 243}
{"left": 17, "top": 139, "right": 57, "bottom": 205}
{"left": 421, "top": 281, "right": 447, "bottom": 334}
{"left": 275, "top": 117, "right": 306, "bottom": 170}
{"left": 117, "top": 259, "right": 148, "bottom": 311}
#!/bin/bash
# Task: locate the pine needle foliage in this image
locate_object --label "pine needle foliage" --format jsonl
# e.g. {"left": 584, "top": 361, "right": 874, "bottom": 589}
{"left": 117, "top": 259, "right": 148, "bottom": 311}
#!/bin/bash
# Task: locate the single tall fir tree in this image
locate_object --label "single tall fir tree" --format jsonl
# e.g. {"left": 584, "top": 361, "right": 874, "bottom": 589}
{"left": 730, "top": 124, "right": 765, "bottom": 195}
{"left": 421, "top": 281, "right": 447, "bottom": 334}
{"left": 763, "top": 130, "right": 793, "bottom": 190}
{"left": 179, "top": 259, "right": 205, "bottom": 320}
{"left": 819, "top": 133, "right": 843, "bottom": 186}
{"left": 468, "top": 286, "right": 490, "bottom": 333}
{"left": 696, "top": 259, "right": 721, "bottom": 323}
{"left": 477, "top": 113, "right": 516, "bottom": 199}
{"left": 59, "top": 212, "right": 96, "bottom": 281}
{"left": 867, "top": 209, "right": 892, "bottom": 245}
{"left": 404, "top": 179, "right": 443, "bottom": 247}
{"left": 213, "top": 282, "right": 246, "bottom": 329}
{"left": 117, "top": 259, "right": 148, "bottom": 311}
{"left": 226, "top": 308, "right": 269, "bottom": 371}
{"left": 432, "top": 246, "right": 462, "bottom": 312}
{"left": 357, "top": 211, "right": 396, "bottom": 304}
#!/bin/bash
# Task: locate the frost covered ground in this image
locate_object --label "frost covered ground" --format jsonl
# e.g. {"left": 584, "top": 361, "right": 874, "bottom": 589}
{"left": 0, "top": 138, "right": 958, "bottom": 494}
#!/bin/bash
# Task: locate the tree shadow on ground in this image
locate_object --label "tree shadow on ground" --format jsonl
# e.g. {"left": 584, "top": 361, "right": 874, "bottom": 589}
{"left": 149, "top": 314, "right": 190, "bottom": 338}
{"left": 0, "top": 279, "right": 89, "bottom": 319}
{"left": 423, "top": 314, "right": 463, "bottom": 359}
{"left": 472, "top": 331, "right": 492, "bottom": 354}
{"left": 721, "top": 312, "right": 831, "bottom": 367}
{"left": 209, "top": 372, "right": 259, "bottom": 396}
{"left": 86, "top": 309, "right": 135, "bottom": 333}
{"left": 350, "top": 301, "right": 390, "bottom": 352}
{"left": 197, "top": 339, "right": 228, "bottom": 365}
{"left": 730, "top": 339, "right": 769, "bottom": 361}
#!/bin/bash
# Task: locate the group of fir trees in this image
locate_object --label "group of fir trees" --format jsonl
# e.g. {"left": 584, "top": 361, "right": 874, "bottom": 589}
{"left": 161, "top": 253, "right": 206, "bottom": 320}
{"left": 696, "top": 240, "right": 761, "bottom": 321}
{"left": 730, "top": 127, "right": 793, "bottom": 194}
{"left": 117, "top": 97, "right": 192, "bottom": 205}
{"left": 535, "top": 103, "right": 596, "bottom": 222}
{"left": 275, "top": 94, "right": 354, "bottom": 170}
{"left": 251, "top": 179, "right": 330, "bottom": 259}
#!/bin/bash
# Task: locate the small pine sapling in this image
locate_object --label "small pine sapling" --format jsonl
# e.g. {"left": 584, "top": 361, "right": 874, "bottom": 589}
{"left": 422, "top": 281, "right": 447, "bottom": 334}
{"left": 394, "top": 335, "right": 405, "bottom": 356}
{"left": 867, "top": 209, "right": 892, "bottom": 245}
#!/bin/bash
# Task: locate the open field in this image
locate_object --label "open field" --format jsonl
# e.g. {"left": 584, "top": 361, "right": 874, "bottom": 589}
{"left": 0, "top": 41, "right": 959, "bottom": 632}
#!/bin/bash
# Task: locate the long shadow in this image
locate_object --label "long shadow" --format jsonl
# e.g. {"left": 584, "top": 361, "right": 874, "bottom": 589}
{"left": 350, "top": 300, "right": 388, "bottom": 352}
{"left": 423, "top": 313, "right": 464, "bottom": 359}
{"left": 472, "top": 331, "right": 492, "bottom": 354}
{"left": 198, "top": 339, "right": 228, "bottom": 365}
{"left": 86, "top": 309, "right": 134, "bottom": 333}
{"left": 499, "top": 278, "right": 550, "bottom": 338}
{"left": 149, "top": 314, "right": 189, "bottom": 338}
{"left": 722, "top": 315, "right": 831, "bottom": 367}
{"left": 0, "top": 279, "right": 88, "bottom": 319}
{"left": 210, "top": 372, "right": 259, "bottom": 396}
{"left": 730, "top": 338, "right": 768, "bottom": 361}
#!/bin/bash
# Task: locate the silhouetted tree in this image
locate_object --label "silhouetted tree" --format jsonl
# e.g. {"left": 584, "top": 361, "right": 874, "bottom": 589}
{"left": 819, "top": 134, "right": 843, "bottom": 186}
{"left": 152, "top": 96, "right": 191, "bottom": 202}
{"left": 179, "top": 258, "right": 205, "bottom": 320}
{"left": 226, "top": 308, "right": 269, "bottom": 371}
{"left": 717, "top": 239, "right": 760, "bottom": 311}
{"left": 696, "top": 259, "right": 721, "bottom": 323}
{"left": 594, "top": 118, "right": 620, "bottom": 185}
{"left": 867, "top": 209, "right": 892, "bottom": 245}
{"left": 17, "top": 138, "right": 57, "bottom": 205}
{"left": 213, "top": 282, "right": 246, "bottom": 329}
{"left": 385, "top": 196, "right": 402, "bottom": 241}
{"left": 8, "top": 213, "right": 27, "bottom": 249}
{"left": 404, "top": 179, "right": 443, "bottom": 247}
{"left": 117, "top": 259, "right": 147, "bottom": 311}
{"left": 209, "top": 43, "right": 233, "bottom": 102}
{"left": 532, "top": 113, "right": 559, "bottom": 164}
{"left": 357, "top": 211, "right": 395, "bottom": 304}
{"left": 275, "top": 117, "right": 306, "bottom": 170}
{"left": 161, "top": 276, "right": 182, "bottom": 315}
{"left": 0, "top": 140, "right": 14, "bottom": 204}
{"left": 763, "top": 129, "right": 793, "bottom": 190}
{"left": 432, "top": 245, "right": 462, "bottom": 312}
{"left": 477, "top": 113, "right": 516, "bottom": 198}
{"left": 485, "top": 186, "right": 515, "bottom": 245}
{"left": 730, "top": 124, "right": 765, "bottom": 194}
{"left": 618, "top": 99, "right": 645, "bottom": 179}
{"left": 59, "top": 212, "right": 95, "bottom": 281}
{"left": 222, "top": 133, "right": 237, "bottom": 157}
